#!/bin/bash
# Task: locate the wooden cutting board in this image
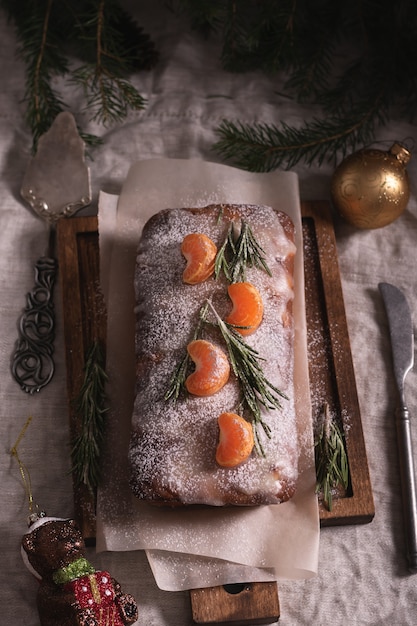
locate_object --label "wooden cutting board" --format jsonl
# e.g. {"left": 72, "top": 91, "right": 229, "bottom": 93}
{"left": 56, "top": 200, "right": 374, "bottom": 624}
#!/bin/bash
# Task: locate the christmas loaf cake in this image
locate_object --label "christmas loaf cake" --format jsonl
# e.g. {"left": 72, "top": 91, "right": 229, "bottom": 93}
{"left": 128, "top": 204, "right": 299, "bottom": 506}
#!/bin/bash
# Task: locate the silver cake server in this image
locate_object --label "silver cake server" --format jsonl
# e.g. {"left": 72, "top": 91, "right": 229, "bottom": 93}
{"left": 379, "top": 282, "right": 417, "bottom": 573}
{"left": 12, "top": 112, "right": 91, "bottom": 393}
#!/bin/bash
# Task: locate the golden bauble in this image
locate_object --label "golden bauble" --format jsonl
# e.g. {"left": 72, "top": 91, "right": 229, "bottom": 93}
{"left": 330, "top": 143, "right": 411, "bottom": 229}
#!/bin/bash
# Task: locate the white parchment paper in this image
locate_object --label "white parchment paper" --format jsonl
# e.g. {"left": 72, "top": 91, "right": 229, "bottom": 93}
{"left": 96, "top": 158, "right": 319, "bottom": 591}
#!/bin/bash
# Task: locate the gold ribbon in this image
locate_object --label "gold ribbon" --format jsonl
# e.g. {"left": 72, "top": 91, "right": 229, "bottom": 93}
{"left": 10, "top": 415, "right": 40, "bottom": 519}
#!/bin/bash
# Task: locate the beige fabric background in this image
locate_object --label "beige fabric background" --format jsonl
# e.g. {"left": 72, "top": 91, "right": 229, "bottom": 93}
{"left": 2, "top": 2, "right": 417, "bottom": 624}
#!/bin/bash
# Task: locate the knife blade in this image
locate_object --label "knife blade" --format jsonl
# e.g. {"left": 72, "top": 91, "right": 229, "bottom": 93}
{"left": 379, "top": 282, "right": 417, "bottom": 573}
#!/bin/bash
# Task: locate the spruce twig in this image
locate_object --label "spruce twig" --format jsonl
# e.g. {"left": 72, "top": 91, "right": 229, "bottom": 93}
{"left": 172, "top": 0, "right": 417, "bottom": 169}
{"left": 70, "top": 0, "right": 149, "bottom": 126}
{"left": 11, "top": 0, "right": 69, "bottom": 149}
{"left": 71, "top": 341, "right": 108, "bottom": 493}
{"left": 214, "top": 98, "right": 387, "bottom": 171}
{"left": 1, "top": 0, "right": 157, "bottom": 147}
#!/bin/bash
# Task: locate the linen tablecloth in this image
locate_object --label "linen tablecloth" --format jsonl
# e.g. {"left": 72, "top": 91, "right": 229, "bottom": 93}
{"left": 2, "top": 2, "right": 417, "bottom": 624}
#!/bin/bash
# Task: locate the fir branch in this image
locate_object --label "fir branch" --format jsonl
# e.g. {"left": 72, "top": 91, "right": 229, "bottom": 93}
{"left": 315, "top": 403, "right": 349, "bottom": 511}
{"left": 213, "top": 99, "right": 387, "bottom": 171}
{"left": 71, "top": 0, "right": 148, "bottom": 126}
{"left": 174, "top": 0, "right": 417, "bottom": 169}
{"left": 284, "top": 27, "right": 337, "bottom": 103}
{"left": 9, "top": 0, "right": 69, "bottom": 149}
{"left": 1, "top": 0, "right": 157, "bottom": 146}
{"left": 71, "top": 341, "right": 108, "bottom": 493}
{"left": 166, "top": 0, "right": 226, "bottom": 37}
{"left": 221, "top": 0, "right": 299, "bottom": 74}
{"left": 72, "top": 65, "right": 146, "bottom": 126}
{"left": 72, "top": 0, "right": 159, "bottom": 72}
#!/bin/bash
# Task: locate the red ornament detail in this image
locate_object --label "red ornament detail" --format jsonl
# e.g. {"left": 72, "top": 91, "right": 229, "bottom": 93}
{"left": 65, "top": 571, "right": 125, "bottom": 625}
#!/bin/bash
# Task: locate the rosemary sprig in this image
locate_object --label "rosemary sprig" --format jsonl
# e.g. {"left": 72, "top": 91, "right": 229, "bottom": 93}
{"left": 232, "top": 220, "right": 272, "bottom": 281}
{"left": 207, "top": 300, "right": 287, "bottom": 455}
{"left": 214, "top": 226, "right": 233, "bottom": 281}
{"left": 166, "top": 218, "right": 283, "bottom": 454}
{"left": 165, "top": 299, "right": 288, "bottom": 456}
{"left": 215, "top": 220, "right": 272, "bottom": 282}
{"left": 71, "top": 341, "right": 108, "bottom": 493}
{"left": 164, "top": 303, "right": 209, "bottom": 402}
{"left": 315, "top": 403, "right": 349, "bottom": 511}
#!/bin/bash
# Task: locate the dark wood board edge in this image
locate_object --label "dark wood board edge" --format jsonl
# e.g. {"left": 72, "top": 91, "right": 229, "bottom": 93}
{"left": 56, "top": 216, "right": 107, "bottom": 543}
{"left": 301, "top": 201, "right": 375, "bottom": 525}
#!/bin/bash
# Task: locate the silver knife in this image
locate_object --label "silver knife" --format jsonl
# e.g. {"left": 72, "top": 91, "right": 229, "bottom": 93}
{"left": 379, "top": 282, "right": 417, "bottom": 573}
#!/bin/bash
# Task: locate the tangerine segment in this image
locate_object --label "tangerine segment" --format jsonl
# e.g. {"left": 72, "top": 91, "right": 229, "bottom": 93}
{"left": 185, "top": 339, "right": 230, "bottom": 396}
{"left": 181, "top": 233, "right": 217, "bottom": 284}
{"left": 225, "top": 282, "right": 263, "bottom": 335}
{"left": 216, "top": 412, "right": 254, "bottom": 468}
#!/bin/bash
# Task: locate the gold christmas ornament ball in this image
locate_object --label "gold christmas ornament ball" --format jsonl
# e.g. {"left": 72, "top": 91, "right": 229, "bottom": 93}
{"left": 331, "top": 143, "right": 411, "bottom": 229}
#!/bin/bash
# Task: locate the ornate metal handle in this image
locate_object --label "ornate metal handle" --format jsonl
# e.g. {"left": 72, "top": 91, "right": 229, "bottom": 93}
{"left": 12, "top": 255, "right": 57, "bottom": 393}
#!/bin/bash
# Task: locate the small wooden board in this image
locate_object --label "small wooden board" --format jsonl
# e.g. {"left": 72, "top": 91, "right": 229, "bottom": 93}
{"left": 56, "top": 200, "right": 374, "bottom": 538}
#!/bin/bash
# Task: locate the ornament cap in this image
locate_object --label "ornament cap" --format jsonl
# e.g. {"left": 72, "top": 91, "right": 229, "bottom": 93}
{"left": 389, "top": 142, "right": 411, "bottom": 165}
{"left": 28, "top": 508, "right": 48, "bottom": 528}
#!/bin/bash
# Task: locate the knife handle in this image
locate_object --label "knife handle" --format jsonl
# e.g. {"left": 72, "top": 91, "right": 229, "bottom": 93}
{"left": 396, "top": 406, "right": 417, "bottom": 573}
{"left": 11, "top": 255, "right": 57, "bottom": 394}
